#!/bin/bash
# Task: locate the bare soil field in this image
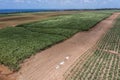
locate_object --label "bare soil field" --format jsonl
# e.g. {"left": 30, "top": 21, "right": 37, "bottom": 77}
{"left": 0, "top": 11, "right": 80, "bottom": 29}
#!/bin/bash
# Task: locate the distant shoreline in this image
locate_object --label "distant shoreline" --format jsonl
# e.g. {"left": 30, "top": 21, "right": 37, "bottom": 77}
{"left": 0, "top": 8, "right": 120, "bottom": 14}
{"left": 0, "top": 9, "right": 56, "bottom": 14}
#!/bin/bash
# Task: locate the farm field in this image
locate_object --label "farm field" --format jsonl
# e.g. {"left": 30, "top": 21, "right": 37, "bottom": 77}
{"left": 0, "top": 11, "right": 80, "bottom": 29}
{"left": 0, "top": 11, "right": 120, "bottom": 80}
{"left": 0, "top": 11, "right": 112, "bottom": 71}
{"left": 64, "top": 14, "right": 120, "bottom": 80}
{"left": 0, "top": 14, "right": 19, "bottom": 17}
{"left": 12, "top": 12, "right": 120, "bottom": 80}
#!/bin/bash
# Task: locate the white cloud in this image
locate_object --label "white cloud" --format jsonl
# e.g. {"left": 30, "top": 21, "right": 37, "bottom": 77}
{"left": 84, "top": 0, "right": 90, "bottom": 3}
{"left": 83, "top": 0, "right": 97, "bottom": 3}
{"left": 36, "top": 0, "right": 42, "bottom": 2}
{"left": 13, "top": 0, "right": 112, "bottom": 7}
{"left": 14, "top": 0, "right": 35, "bottom": 4}
{"left": 14, "top": 0, "right": 94, "bottom": 4}
{"left": 15, "top": 0, "right": 25, "bottom": 3}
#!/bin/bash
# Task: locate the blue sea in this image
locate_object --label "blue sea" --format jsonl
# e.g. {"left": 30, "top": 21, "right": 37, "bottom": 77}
{"left": 0, "top": 9, "right": 62, "bottom": 14}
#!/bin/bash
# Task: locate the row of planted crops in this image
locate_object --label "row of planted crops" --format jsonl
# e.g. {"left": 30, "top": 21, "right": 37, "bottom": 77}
{"left": 64, "top": 16, "right": 120, "bottom": 80}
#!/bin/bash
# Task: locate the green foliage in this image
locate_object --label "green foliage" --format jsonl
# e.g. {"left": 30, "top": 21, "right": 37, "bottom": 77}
{"left": 17, "top": 12, "right": 110, "bottom": 30}
{"left": 0, "top": 11, "right": 112, "bottom": 70}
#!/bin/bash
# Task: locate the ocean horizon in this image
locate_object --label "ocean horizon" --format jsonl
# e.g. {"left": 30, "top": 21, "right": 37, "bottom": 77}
{"left": 0, "top": 9, "right": 66, "bottom": 14}
{"left": 0, "top": 8, "right": 119, "bottom": 14}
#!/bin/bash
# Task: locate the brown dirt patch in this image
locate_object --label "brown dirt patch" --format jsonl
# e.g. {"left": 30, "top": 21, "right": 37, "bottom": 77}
{"left": 0, "top": 65, "right": 12, "bottom": 75}
{"left": 0, "top": 65, "right": 15, "bottom": 80}
{"left": 0, "top": 17, "right": 35, "bottom": 21}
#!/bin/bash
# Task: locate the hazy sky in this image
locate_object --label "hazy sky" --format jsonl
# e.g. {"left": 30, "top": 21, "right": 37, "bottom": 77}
{"left": 0, "top": 0, "right": 119, "bottom": 9}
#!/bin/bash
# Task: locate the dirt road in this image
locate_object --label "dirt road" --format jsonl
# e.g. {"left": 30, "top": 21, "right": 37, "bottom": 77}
{"left": 7, "top": 13, "right": 118, "bottom": 80}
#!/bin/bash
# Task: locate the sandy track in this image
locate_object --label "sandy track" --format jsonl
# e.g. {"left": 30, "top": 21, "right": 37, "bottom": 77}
{"left": 8, "top": 13, "right": 119, "bottom": 80}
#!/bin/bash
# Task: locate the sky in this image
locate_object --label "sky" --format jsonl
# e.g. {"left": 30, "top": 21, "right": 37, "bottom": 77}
{"left": 0, "top": 0, "right": 119, "bottom": 9}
